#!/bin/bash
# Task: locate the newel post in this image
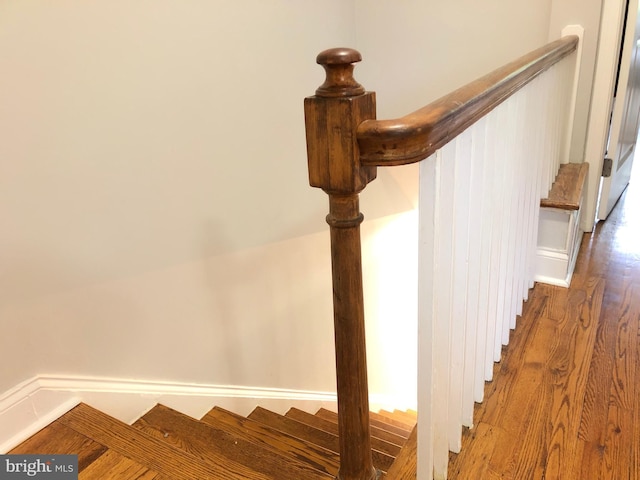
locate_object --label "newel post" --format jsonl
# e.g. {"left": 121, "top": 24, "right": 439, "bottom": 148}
{"left": 304, "top": 48, "right": 378, "bottom": 480}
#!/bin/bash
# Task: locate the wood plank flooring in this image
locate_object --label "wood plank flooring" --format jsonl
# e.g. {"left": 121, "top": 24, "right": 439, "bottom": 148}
{"left": 9, "top": 402, "right": 417, "bottom": 479}
{"left": 449, "top": 170, "right": 640, "bottom": 479}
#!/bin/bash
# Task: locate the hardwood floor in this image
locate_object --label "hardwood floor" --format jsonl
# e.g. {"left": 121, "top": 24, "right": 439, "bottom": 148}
{"left": 449, "top": 167, "right": 640, "bottom": 480}
{"left": 9, "top": 402, "right": 417, "bottom": 479}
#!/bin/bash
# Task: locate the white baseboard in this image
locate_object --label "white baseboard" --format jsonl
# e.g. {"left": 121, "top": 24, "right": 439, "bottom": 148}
{"left": 535, "top": 248, "right": 573, "bottom": 288}
{"left": 0, "top": 375, "right": 340, "bottom": 453}
{"left": 536, "top": 197, "right": 584, "bottom": 289}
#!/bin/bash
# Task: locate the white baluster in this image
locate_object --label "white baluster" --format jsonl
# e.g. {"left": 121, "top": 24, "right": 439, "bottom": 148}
{"left": 416, "top": 47, "right": 580, "bottom": 479}
{"left": 449, "top": 130, "right": 473, "bottom": 452}
{"left": 484, "top": 100, "right": 505, "bottom": 379}
{"left": 432, "top": 141, "right": 456, "bottom": 477}
{"left": 463, "top": 116, "right": 487, "bottom": 424}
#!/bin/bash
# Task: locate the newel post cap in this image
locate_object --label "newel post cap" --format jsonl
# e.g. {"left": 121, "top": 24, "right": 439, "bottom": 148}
{"left": 315, "top": 48, "right": 365, "bottom": 97}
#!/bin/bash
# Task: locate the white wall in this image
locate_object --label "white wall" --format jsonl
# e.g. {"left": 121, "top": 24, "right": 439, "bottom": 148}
{"left": 352, "top": 0, "right": 554, "bottom": 211}
{"left": 0, "top": 0, "right": 357, "bottom": 393}
{"left": 549, "top": 0, "right": 604, "bottom": 166}
{"left": 1, "top": 0, "right": 563, "bottom": 415}
{"left": 0, "top": 0, "right": 418, "bottom": 406}
{"left": 549, "top": 0, "right": 606, "bottom": 234}
{"left": 0, "top": 0, "right": 356, "bottom": 304}
{"left": 354, "top": 0, "right": 553, "bottom": 116}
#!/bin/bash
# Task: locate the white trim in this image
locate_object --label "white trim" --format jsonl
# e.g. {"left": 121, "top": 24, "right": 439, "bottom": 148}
{"left": 534, "top": 248, "right": 574, "bottom": 288}
{"left": 0, "top": 377, "right": 83, "bottom": 454}
{"left": 0, "top": 375, "right": 339, "bottom": 454}
{"left": 536, "top": 184, "right": 585, "bottom": 289}
{"left": 560, "top": 25, "right": 585, "bottom": 165}
{"left": 33, "top": 376, "right": 337, "bottom": 400}
{"left": 0, "top": 377, "right": 41, "bottom": 413}
{"left": 582, "top": 0, "right": 629, "bottom": 231}
{"left": 0, "top": 397, "right": 81, "bottom": 455}
{"left": 535, "top": 273, "right": 572, "bottom": 288}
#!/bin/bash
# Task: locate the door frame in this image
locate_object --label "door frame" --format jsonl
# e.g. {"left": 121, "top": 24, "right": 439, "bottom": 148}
{"left": 597, "top": 0, "right": 640, "bottom": 220}
{"left": 582, "top": 0, "right": 629, "bottom": 232}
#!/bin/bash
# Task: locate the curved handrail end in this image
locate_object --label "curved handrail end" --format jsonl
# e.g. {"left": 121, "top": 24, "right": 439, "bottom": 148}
{"left": 357, "top": 35, "right": 579, "bottom": 166}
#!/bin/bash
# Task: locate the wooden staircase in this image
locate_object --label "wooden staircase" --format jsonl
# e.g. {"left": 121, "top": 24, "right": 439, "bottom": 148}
{"left": 9, "top": 402, "right": 417, "bottom": 479}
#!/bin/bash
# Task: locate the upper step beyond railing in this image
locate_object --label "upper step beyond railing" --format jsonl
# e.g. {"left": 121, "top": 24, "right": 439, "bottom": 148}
{"left": 304, "top": 34, "right": 579, "bottom": 480}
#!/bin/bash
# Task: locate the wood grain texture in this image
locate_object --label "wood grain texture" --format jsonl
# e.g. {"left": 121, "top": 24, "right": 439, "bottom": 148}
{"left": 59, "top": 403, "right": 274, "bottom": 480}
{"left": 367, "top": 411, "right": 415, "bottom": 436}
{"left": 286, "top": 407, "right": 407, "bottom": 447}
{"left": 305, "top": 38, "right": 575, "bottom": 479}
{"left": 11, "top": 403, "right": 415, "bottom": 479}
{"left": 357, "top": 36, "right": 578, "bottom": 166}
{"left": 133, "top": 404, "right": 332, "bottom": 480}
{"left": 380, "top": 410, "right": 417, "bottom": 427}
{"left": 448, "top": 172, "right": 640, "bottom": 479}
{"left": 315, "top": 408, "right": 412, "bottom": 439}
{"left": 248, "top": 407, "right": 402, "bottom": 459}
{"left": 9, "top": 420, "right": 107, "bottom": 472}
{"left": 384, "top": 426, "right": 417, "bottom": 480}
{"left": 200, "top": 406, "right": 341, "bottom": 476}
{"left": 305, "top": 50, "right": 379, "bottom": 480}
{"left": 540, "top": 162, "right": 589, "bottom": 210}
{"left": 79, "top": 449, "right": 161, "bottom": 480}
{"left": 249, "top": 406, "right": 344, "bottom": 452}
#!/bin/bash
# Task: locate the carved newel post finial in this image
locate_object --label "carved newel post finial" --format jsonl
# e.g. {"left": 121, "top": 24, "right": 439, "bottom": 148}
{"left": 315, "top": 48, "right": 365, "bottom": 98}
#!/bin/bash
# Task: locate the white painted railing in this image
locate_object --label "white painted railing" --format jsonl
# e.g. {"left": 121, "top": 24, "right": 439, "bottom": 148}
{"left": 417, "top": 31, "right": 582, "bottom": 480}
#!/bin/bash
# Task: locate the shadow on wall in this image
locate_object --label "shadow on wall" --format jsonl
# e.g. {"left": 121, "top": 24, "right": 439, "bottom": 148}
{"left": 201, "top": 219, "right": 337, "bottom": 391}
{"left": 0, "top": 206, "right": 417, "bottom": 400}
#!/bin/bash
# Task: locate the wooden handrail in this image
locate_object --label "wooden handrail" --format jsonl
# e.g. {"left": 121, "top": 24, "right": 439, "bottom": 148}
{"left": 357, "top": 36, "right": 579, "bottom": 166}
{"left": 303, "top": 36, "right": 578, "bottom": 480}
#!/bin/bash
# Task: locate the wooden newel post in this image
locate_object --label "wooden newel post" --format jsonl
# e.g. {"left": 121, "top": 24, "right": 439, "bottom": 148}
{"left": 304, "top": 48, "right": 379, "bottom": 480}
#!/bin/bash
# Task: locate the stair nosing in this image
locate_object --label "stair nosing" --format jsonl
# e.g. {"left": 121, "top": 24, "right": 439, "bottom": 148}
{"left": 287, "top": 407, "right": 407, "bottom": 446}
{"left": 135, "top": 404, "right": 333, "bottom": 480}
{"left": 59, "top": 403, "right": 274, "bottom": 480}
{"left": 248, "top": 406, "right": 398, "bottom": 471}
{"left": 200, "top": 406, "right": 340, "bottom": 476}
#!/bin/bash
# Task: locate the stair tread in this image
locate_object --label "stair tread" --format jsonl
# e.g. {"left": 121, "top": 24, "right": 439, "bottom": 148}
{"left": 369, "top": 411, "right": 416, "bottom": 432}
{"left": 58, "top": 403, "right": 275, "bottom": 480}
{"left": 13, "top": 402, "right": 416, "bottom": 480}
{"left": 385, "top": 425, "right": 418, "bottom": 480}
{"left": 249, "top": 406, "right": 342, "bottom": 449}
{"left": 540, "top": 162, "right": 588, "bottom": 210}
{"left": 9, "top": 419, "right": 108, "bottom": 473}
{"left": 200, "top": 406, "right": 339, "bottom": 477}
{"left": 134, "top": 404, "right": 332, "bottom": 480}
{"left": 377, "top": 409, "right": 417, "bottom": 429}
{"left": 78, "top": 449, "right": 162, "bottom": 480}
{"left": 392, "top": 409, "right": 418, "bottom": 422}
{"left": 248, "top": 406, "right": 398, "bottom": 470}
{"left": 284, "top": 407, "right": 405, "bottom": 459}
{"left": 287, "top": 407, "right": 406, "bottom": 445}
{"left": 316, "top": 408, "right": 412, "bottom": 438}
